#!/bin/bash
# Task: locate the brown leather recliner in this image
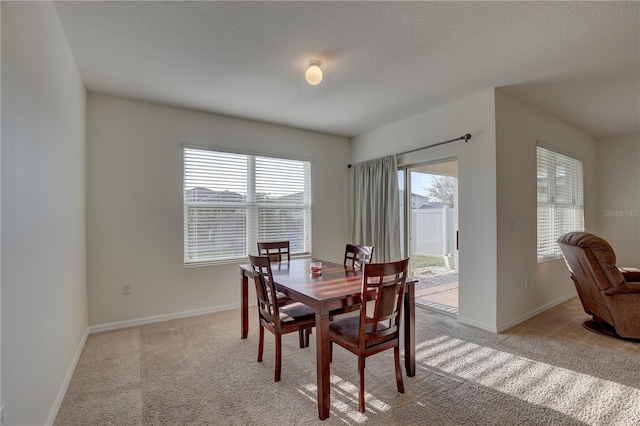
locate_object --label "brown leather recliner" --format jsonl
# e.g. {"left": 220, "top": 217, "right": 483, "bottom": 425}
{"left": 557, "top": 232, "right": 640, "bottom": 339}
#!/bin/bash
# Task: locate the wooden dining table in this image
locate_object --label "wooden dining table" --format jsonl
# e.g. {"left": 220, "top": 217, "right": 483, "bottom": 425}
{"left": 239, "top": 257, "right": 416, "bottom": 420}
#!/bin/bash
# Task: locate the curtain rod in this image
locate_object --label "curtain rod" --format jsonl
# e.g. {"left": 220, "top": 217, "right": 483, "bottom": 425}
{"left": 347, "top": 133, "right": 471, "bottom": 168}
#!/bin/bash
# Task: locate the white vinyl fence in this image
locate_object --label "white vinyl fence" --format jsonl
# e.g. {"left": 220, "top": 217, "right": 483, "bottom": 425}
{"left": 410, "top": 206, "right": 455, "bottom": 257}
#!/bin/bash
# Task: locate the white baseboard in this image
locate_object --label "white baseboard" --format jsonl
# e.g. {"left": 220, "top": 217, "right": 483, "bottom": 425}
{"left": 496, "top": 292, "right": 576, "bottom": 333}
{"left": 87, "top": 303, "right": 239, "bottom": 334}
{"left": 456, "top": 315, "right": 498, "bottom": 333}
{"left": 46, "top": 329, "right": 88, "bottom": 426}
{"left": 456, "top": 292, "right": 577, "bottom": 334}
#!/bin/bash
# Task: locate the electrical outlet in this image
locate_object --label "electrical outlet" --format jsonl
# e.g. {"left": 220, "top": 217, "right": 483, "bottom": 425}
{"left": 524, "top": 277, "right": 530, "bottom": 289}
{"left": 123, "top": 283, "right": 132, "bottom": 295}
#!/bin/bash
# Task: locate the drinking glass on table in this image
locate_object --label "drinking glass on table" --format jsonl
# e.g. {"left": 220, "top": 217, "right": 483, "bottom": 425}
{"left": 310, "top": 261, "right": 322, "bottom": 276}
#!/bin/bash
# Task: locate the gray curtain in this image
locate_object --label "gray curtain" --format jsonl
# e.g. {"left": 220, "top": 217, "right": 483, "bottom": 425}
{"left": 349, "top": 155, "right": 401, "bottom": 262}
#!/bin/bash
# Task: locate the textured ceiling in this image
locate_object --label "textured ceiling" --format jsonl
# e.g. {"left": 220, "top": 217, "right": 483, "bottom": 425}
{"left": 53, "top": 1, "right": 639, "bottom": 139}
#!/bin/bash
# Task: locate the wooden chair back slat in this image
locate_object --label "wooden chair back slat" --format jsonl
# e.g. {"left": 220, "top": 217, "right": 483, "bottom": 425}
{"left": 344, "top": 244, "right": 374, "bottom": 269}
{"left": 257, "top": 241, "right": 291, "bottom": 263}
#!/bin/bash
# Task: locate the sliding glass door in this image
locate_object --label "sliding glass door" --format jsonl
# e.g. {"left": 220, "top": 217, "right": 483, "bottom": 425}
{"left": 399, "top": 160, "right": 459, "bottom": 314}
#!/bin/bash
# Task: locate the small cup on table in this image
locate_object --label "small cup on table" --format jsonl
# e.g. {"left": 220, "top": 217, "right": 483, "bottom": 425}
{"left": 310, "top": 261, "right": 322, "bottom": 276}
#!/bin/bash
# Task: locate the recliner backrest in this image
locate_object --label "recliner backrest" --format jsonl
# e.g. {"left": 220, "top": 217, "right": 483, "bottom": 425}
{"left": 558, "top": 232, "right": 624, "bottom": 291}
{"left": 557, "top": 232, "right": 626, "bottom": 324}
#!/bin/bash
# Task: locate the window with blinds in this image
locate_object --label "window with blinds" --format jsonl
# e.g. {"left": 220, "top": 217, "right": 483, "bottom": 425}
{"left": 184, "top": 147, "right": 312, "bottom": 265}
{"left": 536, "top": 144, "right": 584, "bottom": 262}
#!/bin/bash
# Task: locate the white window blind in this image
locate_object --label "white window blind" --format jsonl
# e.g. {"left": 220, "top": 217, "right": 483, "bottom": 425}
{"left": 184, "top": 147, "right": 311, "bottom": 265}
{"left": 536, "top": 144, "right": 584, "bottom": 262}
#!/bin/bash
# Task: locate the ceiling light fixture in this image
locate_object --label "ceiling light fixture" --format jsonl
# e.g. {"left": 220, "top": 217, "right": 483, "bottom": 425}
{"left": 305, "top": 60, "right": 323, "bottom": 85}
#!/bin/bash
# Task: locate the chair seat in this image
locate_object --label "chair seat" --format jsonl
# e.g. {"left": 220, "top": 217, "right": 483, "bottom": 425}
{"left": 329, "top": 316, "right": 391, "bottom": 347}
{"left": 279, "top": 302, "right": 316, "bottom": 323}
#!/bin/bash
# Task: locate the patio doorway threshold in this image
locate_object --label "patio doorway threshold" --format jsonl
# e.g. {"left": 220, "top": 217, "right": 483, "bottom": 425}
{"left": 415, "top": 272, "right": 458, "bottom": 315}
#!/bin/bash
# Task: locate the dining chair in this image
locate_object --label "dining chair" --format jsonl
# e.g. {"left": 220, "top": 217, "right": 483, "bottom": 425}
{"left": 329, "top": 258, "right": 409, "bottom": 412}
{"left": 344, "top": 244, "right": 374, "bottom": 269}
{"left": 249, "top": 254, "right": 315, "bottom": 382}
{"left": 257, "top": 241, "right": 291, "bottom": 263}
{"left": 257, "top": 240, "right": 293, "bottom": 304}
{"left": 331, "top": 244, "right": 376, "bottom": 319}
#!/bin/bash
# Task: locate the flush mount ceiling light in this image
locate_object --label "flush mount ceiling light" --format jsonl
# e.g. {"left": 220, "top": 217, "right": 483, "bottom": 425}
{"left": 305, "top": 60, "right": 323, "bottom": 85}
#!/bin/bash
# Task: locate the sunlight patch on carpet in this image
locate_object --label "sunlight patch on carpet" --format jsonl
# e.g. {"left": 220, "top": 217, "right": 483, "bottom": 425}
{"left": 416, "top": 335, "right": 640, "bottom": 424}
{"left": 295, "top": 376, "right": 391, "bottom": 423}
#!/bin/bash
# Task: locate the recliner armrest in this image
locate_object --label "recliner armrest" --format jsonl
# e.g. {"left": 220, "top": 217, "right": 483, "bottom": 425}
{"left": 619, "top": 267, "right": 640, "bottom": 283}
{"left": 604, "top": 281, "right": 640, "bottom": 295}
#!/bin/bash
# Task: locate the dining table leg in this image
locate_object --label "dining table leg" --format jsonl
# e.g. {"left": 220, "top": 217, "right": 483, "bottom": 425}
{"left": 241, "top": 269, "right": 249, "bottom": 339}
{"left": 404, "top": 280, "right": 416, "bottom": 377}
{"left": 316, "top": 311, "right": 331, "bottom": 420}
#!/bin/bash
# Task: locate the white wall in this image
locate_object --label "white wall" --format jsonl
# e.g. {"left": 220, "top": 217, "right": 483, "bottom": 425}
{"left": 495, "top": 90, "right": 598, "bottom": 331}
{"left": 596, "top": 132, "right": 640, "bottom": 266}
{"left": 1, "top": 2, "right": 87, "bottom": 425}
{"left": 352, "top": 88, "right": 602, "bottom": 332}
{"left": 87, "top": 94, "right": 349, "bottom": 326}
{"left": 351, "top": 90, "right": 498, "bottom": 331}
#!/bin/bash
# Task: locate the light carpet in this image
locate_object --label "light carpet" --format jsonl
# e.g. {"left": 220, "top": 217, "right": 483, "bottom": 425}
{"left": 55, "top": 297, "right": 640, "bottom": 425}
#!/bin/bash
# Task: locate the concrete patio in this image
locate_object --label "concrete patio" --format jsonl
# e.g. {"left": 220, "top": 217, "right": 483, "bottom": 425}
{"left": 415, "top": 271, "right": 458, "bottom": 315}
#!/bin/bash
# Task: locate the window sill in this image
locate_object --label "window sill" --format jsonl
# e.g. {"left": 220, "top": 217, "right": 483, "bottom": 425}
{"left": 184, "top": 253, "right": 312, "bottom": 268}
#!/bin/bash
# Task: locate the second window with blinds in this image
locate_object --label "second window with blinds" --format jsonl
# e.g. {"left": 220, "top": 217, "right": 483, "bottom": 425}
{"left": 536, "top": 142, "right": 584, "bottom": 262}
{"left": 183, "top": 147, "right": 312, "bottom": 265}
